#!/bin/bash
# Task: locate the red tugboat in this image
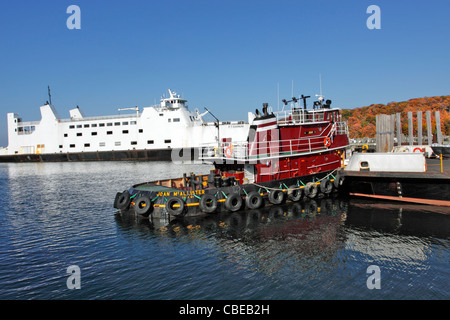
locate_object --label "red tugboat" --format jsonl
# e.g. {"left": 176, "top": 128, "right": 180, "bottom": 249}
{"left": 114, "top": 94, "right": 350, "bottom": 218}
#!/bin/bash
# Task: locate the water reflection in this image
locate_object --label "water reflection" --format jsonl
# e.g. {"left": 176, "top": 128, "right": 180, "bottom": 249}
{"left": 345, "top": 199, "right": 450, "bottom": 239}
{"left": 114, "top": 198, "right": 450, "bottom": 277}
{"left": 115, "top": 197, "right": 349, "bottom": 274}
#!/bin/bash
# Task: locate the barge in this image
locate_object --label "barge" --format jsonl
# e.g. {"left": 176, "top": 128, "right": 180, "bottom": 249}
{"left": 114, "top": 94, "right": 350, "bottom": 218}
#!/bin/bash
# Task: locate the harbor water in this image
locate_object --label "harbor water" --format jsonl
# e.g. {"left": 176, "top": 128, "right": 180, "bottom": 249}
{"left": 0, "top": 161, "right": 448, "bottom": 300}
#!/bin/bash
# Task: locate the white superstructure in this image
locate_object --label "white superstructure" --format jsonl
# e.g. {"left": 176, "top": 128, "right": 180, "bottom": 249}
{"left": 3, "top": 89, "right": 250, "bottom": 157}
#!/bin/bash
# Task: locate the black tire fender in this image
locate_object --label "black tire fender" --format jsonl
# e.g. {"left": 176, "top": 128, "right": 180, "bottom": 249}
{"left": 245, "top": 191, "right": 263, "bottom": 209}
{"left": 287, "top": 185, "right": 303, "bottom": 202}
{"left": 166, "top": 196, "right": 185, "bottom": 216}
{"left": 199, "top": 193, "right": 218, "bottom": 213}
{"left": 134, "top": 195, "right": 153, "bottom": 217}
{"left": 268, "top": 189, "right": 285, "bottom": 204}
{"left": 116, "top": 190, "right": 131, "bottom": 210}
{"left": 320, "top": 179, "right": 333, "bottom": 194}
{"left": 304, "top": 182, "right": 318, "bottom": 199}
{"left": 225, "top": 193, "right": 243, "bottom": 212}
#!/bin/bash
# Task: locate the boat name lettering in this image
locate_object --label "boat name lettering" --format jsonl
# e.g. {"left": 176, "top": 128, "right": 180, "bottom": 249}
{"left": 156, "top": 190, "right": 205, "bottom": 197}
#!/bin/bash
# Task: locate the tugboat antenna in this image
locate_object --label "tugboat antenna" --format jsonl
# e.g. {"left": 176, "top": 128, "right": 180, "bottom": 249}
{"left": 48, "top": 85, "right": 52, "bottom": 105}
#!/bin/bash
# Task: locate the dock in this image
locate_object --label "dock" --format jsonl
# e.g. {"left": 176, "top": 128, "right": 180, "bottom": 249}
{"left": 340, "top": 156, "right": 450, "bottom": 208}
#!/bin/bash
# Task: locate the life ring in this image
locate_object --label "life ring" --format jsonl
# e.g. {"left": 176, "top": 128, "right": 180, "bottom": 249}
{"left": 134, "top": 195, "right": 153, "bottom": 216}
{"left": 245, "top": 191, "right": 263, "bottom": 209}
{"left": 199, "top": 193, "right": 218, "bottom": 213}
{"left": 362, "top": 144, "right": 369, "bottom": 151}
{"left": 320, "top": 179, "right": 333, "bottom": 194}
{"left": 116, "top": 190, "right": 131, "bottom": 210}
{"left": 304, "top": 182, "right": 318, "bottom": 199}
{"left": 287, "top": 185, "right": 303, "bottom": 202}
{"left": 225, "top": 193, "right": 243, "bottom": 212}
{"left": 268, "top": 189, "right": 285, "bottom": 205}
{"left": 413, "top": 147, "right": 424, "bottom": 153}
{"left": 165, "top": 196, "right": 185, "bottom": 216}
{"left": 324, "top": 137, "right": 332, "bottom": 148}
{"left": 225, "top": 146, "right": 233, "bottom": 158}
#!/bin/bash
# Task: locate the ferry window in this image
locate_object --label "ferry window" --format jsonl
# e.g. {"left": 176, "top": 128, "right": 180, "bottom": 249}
{"left": 114, "top": 122, "right": 120, "bottom": 126}
{"left": 173, "top": 118, "right": 180, "bottom": 122}
{"left": 139, "top": 129, "right": 143, "bottom": 133}
{"left": 84, "top": 143, "right": 90, "bottom": 147}
{"left": 91, "top": 124, "right": 97, "bottom": 128}
{"left": 164, "top": 139, "right": 171, "bottom": 143}
{"left": 159, "top": 114, "right": 163, "bottom": 116}
{"left": 107, "top": 123, "right": 112, "bottom": 126}
{"left": 122, "top": 130, "right": 129, "bottom": 134}
{"left": 77, "top": 125, "right": 82, "bottom": 128}
{"left": 99, "top": 142, "right": 105, "bottom": 147}
{"left": 70, "top": 144, "right": 75, "bottom": 148}
{"left": 59, "top": 145, "right": 63, "bottom": 149}
{"left": 91, "top": 132, "right": 97, "bottom": 136}
{"left": 84, "top": 124, "right": 89, "bottom": 128}
{"left": 107, "top": 131, "right": 113, "bottom": 135}
{"left": 115, "top": 142, "right": 121, "bottom": 146}
{"left": 77, "top": 133, "right": 82, "bottom": 136}
{"left": 130, "top": 121, "right": 137, "bottom": 125}
{"left": 69, "top": 125, "right": 75, "bottom": 129}
{"left": 99, "top": 123, "right": 105, "bottom": 127}
{"left": 131, "top": 141, "right": 137, "bottom": 145}
{"left": 147, "top": 140, "right": 154, "bottom": 144}
{"left": 64, "top": 133, "right": 68, "bottom": 137}
{"left": 122, "top": 121, "right": 128, "bottom": 125}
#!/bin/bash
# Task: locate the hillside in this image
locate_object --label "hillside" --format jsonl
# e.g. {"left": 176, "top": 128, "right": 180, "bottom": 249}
{"left": 341, "top": 96, "right": 450, "bottom": 139}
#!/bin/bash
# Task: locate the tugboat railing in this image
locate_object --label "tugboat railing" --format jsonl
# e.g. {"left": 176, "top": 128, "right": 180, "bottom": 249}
{"left": 200, "top": 121, "right": 348, "bottom": 161}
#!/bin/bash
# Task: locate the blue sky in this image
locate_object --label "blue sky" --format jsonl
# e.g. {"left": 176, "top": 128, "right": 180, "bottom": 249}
{"left": 1, "top": 0, "right": 449, "bottom": 147}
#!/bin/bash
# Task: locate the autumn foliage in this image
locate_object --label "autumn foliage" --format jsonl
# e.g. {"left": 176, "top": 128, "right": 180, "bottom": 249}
{"left": 341, "top": 96, "right": 450, "bottom": 138}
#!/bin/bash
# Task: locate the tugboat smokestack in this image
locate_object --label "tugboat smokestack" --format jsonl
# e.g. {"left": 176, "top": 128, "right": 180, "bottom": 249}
{"left": 263, "top": 103, "right": 269, "bottom": 116}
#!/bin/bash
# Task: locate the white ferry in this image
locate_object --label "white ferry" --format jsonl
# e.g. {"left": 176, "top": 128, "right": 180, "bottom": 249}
{"left": 0, "top": 89, "right": 250, "bottom": 162}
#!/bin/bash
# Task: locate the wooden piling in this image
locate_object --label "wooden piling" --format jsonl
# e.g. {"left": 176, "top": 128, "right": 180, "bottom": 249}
{"left": 417, "top": 111, "right": 423, "bottom": 145}
{"left": 426, "top": 111, "right": 432, "bottom": 145}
